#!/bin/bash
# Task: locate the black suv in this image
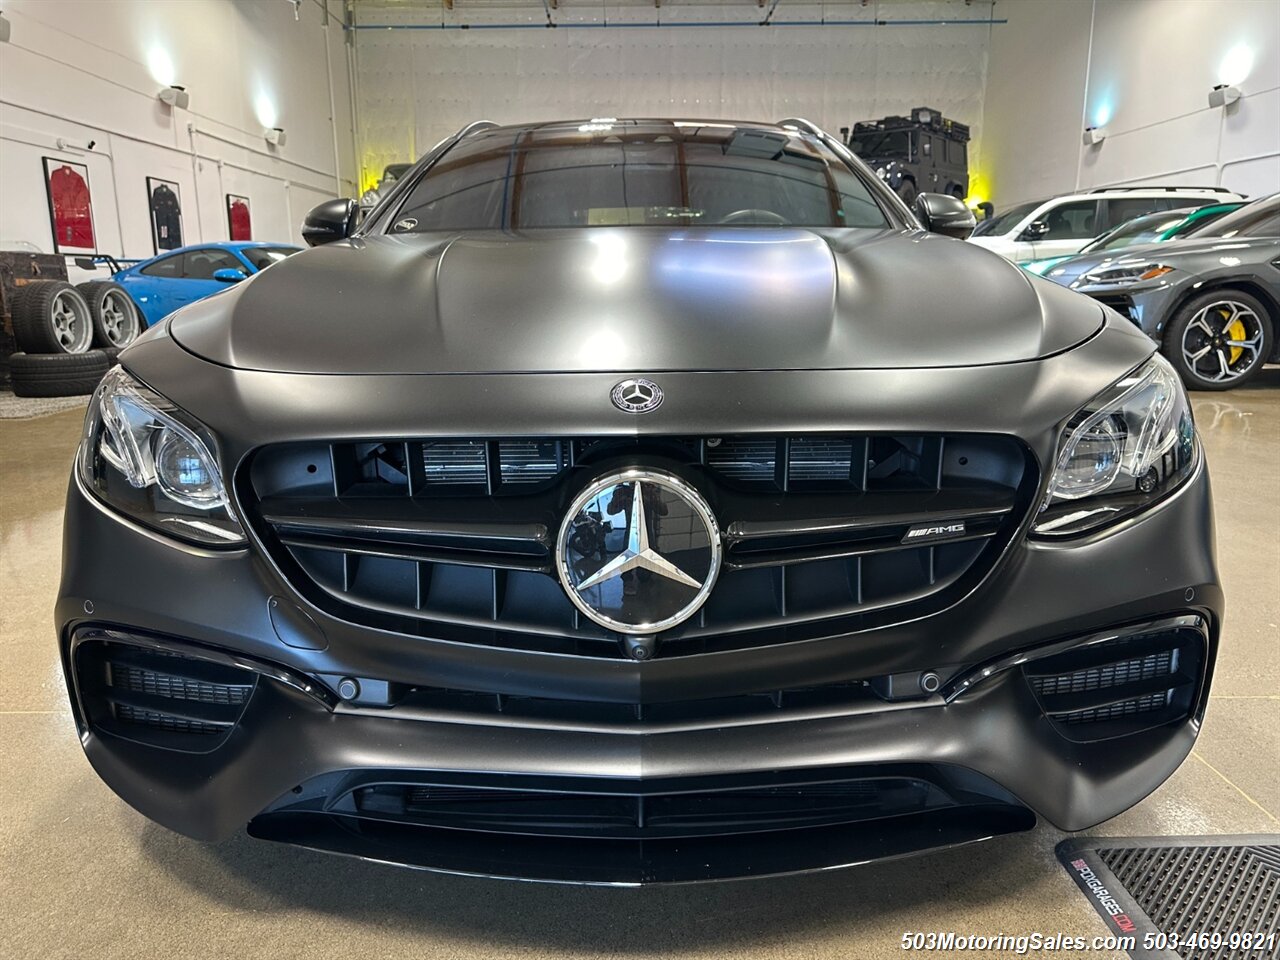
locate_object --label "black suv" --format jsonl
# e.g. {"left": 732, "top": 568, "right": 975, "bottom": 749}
{"left": 844, "top": 106, "right": 970, "bottom": 204}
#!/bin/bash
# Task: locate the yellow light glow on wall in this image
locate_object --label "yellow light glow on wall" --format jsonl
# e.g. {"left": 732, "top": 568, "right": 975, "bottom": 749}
{"left": 965, "top": 171, "right": 990, "bottom": 210}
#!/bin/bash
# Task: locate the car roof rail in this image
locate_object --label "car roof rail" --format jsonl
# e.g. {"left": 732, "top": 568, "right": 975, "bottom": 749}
{"left": 457, "top": 120, "right": 500, "bottom": 139}
{"left": 776, "top": 117, "right": 827, "bottom": 137}
{"left": 1086, "top": 185, "right": 1233, "bottom": 194}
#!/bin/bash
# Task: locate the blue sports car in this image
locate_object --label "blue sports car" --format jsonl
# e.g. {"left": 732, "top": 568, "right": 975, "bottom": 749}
{"left": 114, "top": 241, "right": 301, "bottom": 328}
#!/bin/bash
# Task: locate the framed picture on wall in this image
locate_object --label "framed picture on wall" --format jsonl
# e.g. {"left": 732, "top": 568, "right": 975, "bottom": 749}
{"left": 226, "top": 194, "right": 252, "bottom": 241}
{"left": 42, "top": 157, "right": 97, "bottom": 255}
{"left": 146, "top": 177, "right": 184, "bottom": 253}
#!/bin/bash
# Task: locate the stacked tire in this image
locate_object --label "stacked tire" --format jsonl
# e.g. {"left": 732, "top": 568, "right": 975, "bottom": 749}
{"left": 7, "top": 279, "right": 140, "bottom": 398}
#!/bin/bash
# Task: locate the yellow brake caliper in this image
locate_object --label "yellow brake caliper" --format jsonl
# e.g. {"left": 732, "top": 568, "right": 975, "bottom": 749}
{"left": 1220, "top": 306, "right": 1246, "bottom": 365}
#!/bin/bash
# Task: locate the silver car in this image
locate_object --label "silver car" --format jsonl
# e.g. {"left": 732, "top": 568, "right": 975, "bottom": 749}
{"left": 1065, "top": 194, "right": 1280, "bottom": 390}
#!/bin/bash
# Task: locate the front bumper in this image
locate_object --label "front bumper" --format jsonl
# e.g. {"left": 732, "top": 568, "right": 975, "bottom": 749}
{"left": 58, "top": 448, "right": 1222, "bottom": 883}
{"left": 1072, "top": 278, "right": 1186, "bottom": 339}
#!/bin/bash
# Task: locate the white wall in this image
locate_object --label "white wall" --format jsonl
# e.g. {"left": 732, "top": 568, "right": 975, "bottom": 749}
{"left": 982, "top": 0, "right": 1280, "bottom": 208}
{"left": 350, "top": 0, "right": 999, "bottom": 193}
{"left": 0, "top": 0, "right": 357, "bottom": 258}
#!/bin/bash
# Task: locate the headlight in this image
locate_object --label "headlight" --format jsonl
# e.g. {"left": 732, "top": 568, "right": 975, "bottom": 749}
{"left": 875, "top": 166, "right": 886, "bottom": 178}
{"left": 1033, "top": 354, "right": 1196, "bottom": 538}
{"left": 78, "top": 367, "right": 244, "bottom": 546}
{"left": 1071, "top": 263, "right": 1173, "bottom": 288}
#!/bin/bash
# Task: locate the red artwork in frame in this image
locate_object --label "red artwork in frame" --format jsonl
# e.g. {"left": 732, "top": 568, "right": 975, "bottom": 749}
{"left": 43, "top": 157, "right": 97, "bottom": 254}
{"left": 226, "top": 194, "right": 252, "bottom": 241}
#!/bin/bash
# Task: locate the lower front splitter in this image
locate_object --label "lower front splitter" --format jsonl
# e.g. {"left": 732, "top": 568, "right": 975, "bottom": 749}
{"left": 251, "top": 801, "right": 1036, "bottom": 885}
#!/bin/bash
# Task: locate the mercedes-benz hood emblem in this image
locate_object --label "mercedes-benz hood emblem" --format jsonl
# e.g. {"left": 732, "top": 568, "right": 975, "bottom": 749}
{"left": 611, "top": 378, "right": 663, "bottom": 414}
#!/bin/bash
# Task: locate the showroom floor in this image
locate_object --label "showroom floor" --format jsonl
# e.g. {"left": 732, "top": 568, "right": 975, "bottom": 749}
{"left": 2, "top": 374, "right": 1277, "bottom": 960}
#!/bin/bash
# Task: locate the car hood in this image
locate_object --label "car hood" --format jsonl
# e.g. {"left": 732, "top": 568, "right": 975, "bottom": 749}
{"left": 169, "top": 228, "right": 1103, "bottom": 374}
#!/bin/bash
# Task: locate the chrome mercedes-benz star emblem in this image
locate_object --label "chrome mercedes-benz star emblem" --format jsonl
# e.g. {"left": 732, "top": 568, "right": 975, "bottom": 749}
{"left": 610, "top": 377, "right": 663, "bottom": 414}
{"left": 556, "top": 470, "right": 720, "bottom": 636}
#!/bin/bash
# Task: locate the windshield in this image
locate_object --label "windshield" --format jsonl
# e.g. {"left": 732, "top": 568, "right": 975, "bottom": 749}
{"left": 1080, "top": 209, "right": 1197, "bottom": 253}
{"left": 240, "top": 246, "right": 300, "bottom": 270}
{"left": 971, "top": 199, "right": 1042, "bottom": 237}
{"left": 386, "top": 122, "right": 889, "bottom": 231}
{"left": 849, "top": 130, "right": 911, "bottom": 160}
{"left": 1185, "top": 194, "right": 1280, "bottom": 239}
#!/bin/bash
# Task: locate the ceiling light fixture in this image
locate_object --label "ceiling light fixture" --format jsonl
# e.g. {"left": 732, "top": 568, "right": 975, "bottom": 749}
{"left": 264, "top": 127, "right": 286, "bottom": 147}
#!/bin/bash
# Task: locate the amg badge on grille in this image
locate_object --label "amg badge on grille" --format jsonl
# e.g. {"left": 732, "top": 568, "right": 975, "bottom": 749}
{"left": 901, "top": 520, "right": 967, "bottom": 544}
{"left": 556, "top": 470, "right": 721, "bottom": 640}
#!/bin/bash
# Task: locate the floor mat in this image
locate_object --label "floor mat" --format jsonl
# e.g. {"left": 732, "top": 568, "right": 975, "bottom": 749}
{"left": 1057, "top": 836, "right": 1280, "bottom": 960}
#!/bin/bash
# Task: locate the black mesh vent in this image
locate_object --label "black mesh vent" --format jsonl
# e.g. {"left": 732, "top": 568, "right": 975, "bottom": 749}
{"left": 1052, "top": 691, "right": 1172, "bottom": 725}
{"left": 114, "top": 704, "right": 226, "bottom": 736}
{"left": 76, "top": 639, "right": 256, "bottom": 751}
{"left": 110, "top": 664, "right": 252, "bottom": 705}
{"left": 1024, "top": 622, "right": 1205, "bottom": 742}
{"left": 1030, "top": 650, "right": 1174, "bottom": 697}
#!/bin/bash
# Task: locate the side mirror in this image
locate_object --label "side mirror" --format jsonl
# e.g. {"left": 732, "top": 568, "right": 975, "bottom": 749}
{"left": 302, "top": 197, "right": 358, "bottom": 247}
{"left": 912, "top": 192, "right": 976, "bottom": 240}
{"left": 1020, "top": 219, "right": 1050, "bottom": 242}
{"left": 212, "top": 268, "right": 247, "bottom": 283}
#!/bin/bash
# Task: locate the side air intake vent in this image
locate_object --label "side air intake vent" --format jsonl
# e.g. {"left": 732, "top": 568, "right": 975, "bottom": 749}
{"left": 1024, "top": 619, "right": 1206, "bottom": 742}
{"left": 74, "top": 637, "right": 256, "bottom": 752}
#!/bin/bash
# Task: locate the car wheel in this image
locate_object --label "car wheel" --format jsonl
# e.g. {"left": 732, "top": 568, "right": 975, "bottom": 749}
{"left": 1161, "top": 289, "right": 1274, "bottom": 390}
{"left": 897, "top": 180, "right": 918, "bottom": 206}
{"left": 8, "top": 350, "right": 111, "bottom": 398}
{"left": 10, "top": 281, "right": 95, "bottom": 354}
{"left": 78, "top": 281, "right": 142, "bottom": 349}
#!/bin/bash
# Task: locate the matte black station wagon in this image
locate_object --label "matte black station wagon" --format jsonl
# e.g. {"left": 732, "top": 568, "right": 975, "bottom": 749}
{"left": 59, "top": 118, "right": 1219, "bottom": 883}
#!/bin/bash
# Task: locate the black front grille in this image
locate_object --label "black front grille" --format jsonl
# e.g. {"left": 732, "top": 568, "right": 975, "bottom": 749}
{"left": 75, "top": 639, "right": 256, "bottom": 751}
{"left": 246, "top": 433, "right": 1032, "bottom": 658}
{"left": 1025, "top": 621, "right": 1206, "bottom": 741}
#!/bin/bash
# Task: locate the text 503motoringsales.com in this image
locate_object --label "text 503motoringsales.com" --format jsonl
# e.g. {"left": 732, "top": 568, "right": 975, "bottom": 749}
{"left": 900, "top": 932, "right": 1136, "bottom": 953}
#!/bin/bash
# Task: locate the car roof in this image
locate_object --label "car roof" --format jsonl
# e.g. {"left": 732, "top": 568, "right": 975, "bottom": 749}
{"left": 475, "top": 118, "right": 794, "bottom": 137}
{"left": 142, "top": 241, "right": 300, "bottom": 257}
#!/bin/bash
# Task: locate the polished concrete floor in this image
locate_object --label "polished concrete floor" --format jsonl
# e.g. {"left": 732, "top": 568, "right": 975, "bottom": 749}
{"left": 2, "top": 373, "right": 1277, "bottom": 959}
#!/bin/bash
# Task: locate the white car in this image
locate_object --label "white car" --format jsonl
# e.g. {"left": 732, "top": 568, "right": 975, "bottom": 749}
{"left": 968, "top": 186, "right": 1244, "bottom": 264}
